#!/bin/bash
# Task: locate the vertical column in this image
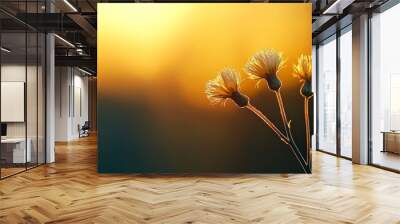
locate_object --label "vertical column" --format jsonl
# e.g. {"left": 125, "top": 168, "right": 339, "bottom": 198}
{"left": 352, "top": 14, "right": 369, "bottom": 164}
{"left": 46, "top": 1, "right": 55, "bottom": 163}
{"left": 46, "top": 33, "right": 55, "bottom": 163}
{"left": 336, "top": 31, "right": 341, "bottom": 157}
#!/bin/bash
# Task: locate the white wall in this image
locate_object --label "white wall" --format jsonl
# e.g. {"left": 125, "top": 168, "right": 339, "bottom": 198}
{"left": 55, "top": 67, "right": 89, "bottom": 141}
{"left": 55, "top": 67, "right": 70, "bottom": 141}
{"left": 1, "top": 65, "right": 37, "bottom": 138}
{"left": 72, "top": 73, "right": 89, "bottom": 138}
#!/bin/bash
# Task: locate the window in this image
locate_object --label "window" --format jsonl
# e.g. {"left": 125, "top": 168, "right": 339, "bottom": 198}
{"left": 370, "top": 3, "right": 400, "bottom": 171}
{"left": 312, "top": 45, "right": 317, "bottom": 150}
{"left": 339, "top": 28, "right": 352, "bottom": 158}
{"left": 317, "top": 36, "right": 337, "bottom": 154}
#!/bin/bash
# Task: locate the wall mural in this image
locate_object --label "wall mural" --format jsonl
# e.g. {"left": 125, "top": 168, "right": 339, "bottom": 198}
{"left": 98, "top": 3, "right": 312, "bottom": 173}
{"left": 206, "top": 52, "right": 313, "bottom": 173}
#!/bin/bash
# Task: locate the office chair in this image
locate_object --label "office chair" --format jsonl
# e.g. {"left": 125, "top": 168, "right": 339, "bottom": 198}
{"left": 79, "top": 121, "right": 90, "bottom": 138}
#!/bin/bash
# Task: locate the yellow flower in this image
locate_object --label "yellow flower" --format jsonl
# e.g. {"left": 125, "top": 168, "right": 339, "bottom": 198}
{"left": 205, "top": 68, "right": 249, "bottom": 107}
{"left": 293, "top": 54, "right": 312, "bottom": 83}
{"left": 293, "top": 54, "right": 313, "bottom": 98}
{"left": 244, "top": 49, "right": 285, "bottom": 91}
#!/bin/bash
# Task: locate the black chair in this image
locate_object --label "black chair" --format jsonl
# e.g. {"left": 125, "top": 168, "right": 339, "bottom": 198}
{"left": 78, "top": 121, "right": 90, "bottom": 138}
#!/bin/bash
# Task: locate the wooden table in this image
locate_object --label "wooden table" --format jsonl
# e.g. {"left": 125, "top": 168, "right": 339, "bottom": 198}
{"left": 1, "top": 138, "right": 31, "bottom": 164}
{"left": 381, "top": 131, "right": 400, "bottom": 154}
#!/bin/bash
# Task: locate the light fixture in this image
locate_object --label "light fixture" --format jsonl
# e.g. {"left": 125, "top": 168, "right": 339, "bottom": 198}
{"left": 322, "top": 0, "right": 354, "bottom": 15}
{"left": 1, "top": 47, "right": 11, "bottom": 53}
{"left": 54, "top": 34, "right": 75, "bottom": 48}
{"left": 76, "top": 48, "right": 86, "bottom": 56}
{"left": 78, "top": 67, "right": 94, "bottom": 76}
{"left": 63, "top": 0, "right": 78, "bottom": 12}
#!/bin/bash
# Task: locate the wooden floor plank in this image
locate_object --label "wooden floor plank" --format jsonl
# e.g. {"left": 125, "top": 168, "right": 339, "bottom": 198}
{"left": 0, "top": 135, "right": 400, "bottom": 223}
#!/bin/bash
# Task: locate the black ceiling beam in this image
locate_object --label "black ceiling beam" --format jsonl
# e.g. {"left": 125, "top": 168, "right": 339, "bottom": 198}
{"left": 55, "top": 55, "right": 96, "bottom": 69}
{"left": 0, "top": 8, "right": 38, "bottom": 31}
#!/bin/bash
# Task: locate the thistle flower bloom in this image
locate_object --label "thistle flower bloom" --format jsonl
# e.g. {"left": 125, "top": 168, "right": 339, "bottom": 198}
{"left": 244, "top": 49, "right": 285, "bottom": 91}
{"left": 293, "top": 54, "right": 313, "bottom": 98}
{"left": 205, "top": 68, "right": 249, "bottom": 107}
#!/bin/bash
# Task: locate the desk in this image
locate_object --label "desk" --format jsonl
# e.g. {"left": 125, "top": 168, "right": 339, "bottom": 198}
{"left": 1, "top": 138, "right": 31, "bottom": 163}
{"left": 382, "top": 131, "right": 400, "bottom": 154}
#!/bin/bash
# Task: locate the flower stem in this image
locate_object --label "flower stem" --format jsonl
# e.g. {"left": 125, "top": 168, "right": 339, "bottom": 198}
{"left": 246, "top": 103, "right": 310, "bottom": 173}
{"left": 287, "top": 122, "right": 310, "bottom": 173}
{"left": 276, "top": 90, "right": 289, "bottom": 137}
{"left": 275, "top": 90, "right": 310, "bottom": 173}
{"left": 287, "top": 142, "right": 309, "bottom": 174}
{"left": 246, "top": 104, "right": 289, "bottom": 144}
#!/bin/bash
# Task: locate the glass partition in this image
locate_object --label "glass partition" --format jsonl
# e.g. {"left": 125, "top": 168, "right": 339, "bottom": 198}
{"left": 0, "top": 2, "right": 46, "bottom": 179}
{"left": 27, "top": 31, "right": 38, "bottom": 169}
{"left": 1, "top": 31, "right": 28, "bottom": 177}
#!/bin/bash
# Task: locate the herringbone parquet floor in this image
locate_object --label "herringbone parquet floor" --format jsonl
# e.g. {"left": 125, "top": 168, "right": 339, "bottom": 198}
{"left": 1, "top": 135, "right": 400, "bottom": 224}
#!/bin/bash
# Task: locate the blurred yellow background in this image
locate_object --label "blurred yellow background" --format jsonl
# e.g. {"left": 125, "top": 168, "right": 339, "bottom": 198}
{"left": 98, "top": 3, "right": 311, "bottom": 108}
